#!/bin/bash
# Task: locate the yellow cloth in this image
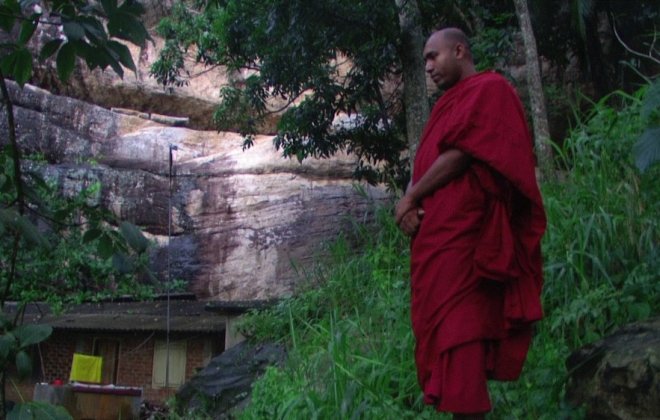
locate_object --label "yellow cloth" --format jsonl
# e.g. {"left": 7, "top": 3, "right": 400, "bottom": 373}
{"left": 69, "top": 353, "right": 103, "bottom": 383}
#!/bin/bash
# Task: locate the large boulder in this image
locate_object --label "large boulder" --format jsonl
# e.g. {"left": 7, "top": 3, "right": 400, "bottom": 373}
{"left": 0, "top": 81, "right": 389, "bottom": 300}
{"left": 176, "top": 341, "right": 286, "bottom": 419}
{"left": 565, "top": 317, "right": 660, "bottom": 419}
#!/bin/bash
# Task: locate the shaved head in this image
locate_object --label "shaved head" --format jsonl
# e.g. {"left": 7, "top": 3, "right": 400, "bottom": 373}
{"left": 423, "top": 27, "right": 476, "bottom": 89}
{"left": 430, "top": 27, "right": 472, "bottom": 60}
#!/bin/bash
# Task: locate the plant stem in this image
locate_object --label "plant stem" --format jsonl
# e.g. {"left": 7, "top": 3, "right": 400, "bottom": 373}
{"left": 0, "top": 74, "right": 25, "bottom": 215}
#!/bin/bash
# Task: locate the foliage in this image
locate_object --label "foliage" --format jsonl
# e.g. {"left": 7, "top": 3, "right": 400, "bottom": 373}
{"left": 0, "top": 154, "right": 157, "bottom": 307}
{"left": 153, "top": 0, "right": 408, "bottom": 185}
{"left": 0, "top": 0, "right": 149, "bottom": 85}
{"left": 152, "top": 1, "right": 523, "bottom": 186}
{"left": 543, "top": 85, "right": 659, "bottom": 346}
{"left": 529, "top": 0, "right": 659, "bottom": 94}
{"left": 238, "top": 207, "right": 429, "bottom": 419}
{"left": 0, "top": 1, "right": 152, "bottom": 417}
{"left": 633, "top": 79, "right": 660, "bottom": 172}
{"left": 230, "top": 82, "right": 658, "bottom": 418}
{"left": 7, "top": 400, "right": 72, "bottom": 420}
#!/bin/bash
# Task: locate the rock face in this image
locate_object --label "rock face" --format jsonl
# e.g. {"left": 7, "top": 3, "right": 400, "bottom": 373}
{"left": 1, "top": 81, "right": 389, "bottom": 300}
{"left": 566, "top": 317, "right": 660, "bottom": 419}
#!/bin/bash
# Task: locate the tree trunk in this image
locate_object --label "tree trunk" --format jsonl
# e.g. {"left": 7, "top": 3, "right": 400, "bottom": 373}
{"left": 512, "top": 0, "right": 554, "bottom": 181}
{"left": 396, "top": 0, "right": 428, "bottom": 168}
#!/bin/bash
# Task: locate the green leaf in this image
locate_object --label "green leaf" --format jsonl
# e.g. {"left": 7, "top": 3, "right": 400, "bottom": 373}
{"left": 112, "top": 252, "right": 134, "bottom": 273}
{"left": 97, "top": 233, "right": 116, "bottom": 259}
{"left": 39, "top": 39, "right": 63, "bottom": 61}
{"left": 76, "top": 40, "right": 105, "bottom": 70}
{"left": 0, "top": 210, "right": 50, "bottom": 248}
{"left": 0, "top": 334, "right": 17, "bottom": 361}
{"left": 53, "top": 208, "right": 71, "bottom": 223}
{"left": 15, "top": 349, "right": 32, "bottom": 379}
{"left": 633, "top": 127, "right": 660, "bottom": 173}
{"left": 18, "top": 17, "right": 38, "bottom": 45}
{"left": 0, "top": 312, "right": 11, "bottom": 329}
{"left": 103, "top": 44, "right": 124, "bottom": 77}
{"left": 100, "top": 0, "right": 117, "bottom": 16}
{"left": 79, "top": 17, "right": 107, "bottom": 43}
{"left": 62, "top": 20, "right": 85, "bottom": 41}
{"left": 82, "top": 228, "right": 103, "bottom": 243}
{"left": 16, "top": 213, "right": 50, "bottom": 248}
{"left": 13, "top": 324, "right": 52, "bottom": 348}
{"left": 629, "top": 302, "right": 651, "bottom": 320}
{"left": 107, "top": 40, "right": 136, "bottom": 73}
{"left": 8, "top": 401, "right": 73, "bottom": 420}
{"left": 0, "top": 208, "right": 19, "bottom": 225}
{"left": 0, "top": 48, "right": 33, "bottom": 87}
{"left": 107, "top": 12, "right": 148, "bottom": 47}
{"left": 641, "top": 80, "right": 660, "bottom": 121}
{"left": 117, "top": 0, "right": 145, "bottom": 16}
{"left": 56, "top": 42, "right": 76, "bottom": 81}
{"left": 119, "top": 221, "right": 149, "bottom": 253}
{"left": 0, "top": 2, "right": 19, "bottom": 32}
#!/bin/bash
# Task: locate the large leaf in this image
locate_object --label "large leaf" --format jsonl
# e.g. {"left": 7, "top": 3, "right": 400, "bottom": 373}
{"left": 112, "top": 251, "right": 134, "bottom": 274}
{"left": 0, "top": 208, "right": 19, "bottom": 225}
{"left": 82, "top": 227, "right": 103, "bottom": 243}
{"left": 18, "top": 16, "right": 38, "bottom": 45}
{"left": 79, "top": 16, "right": 107, "bottom": 43}
{"left": 56, "top": 42, "right": 76, "bottom": 81}
{"left": 97, "top": 232, "right": 116, "bottom": 259}
{"left": 13, "top": 324, "right": 52, "bottom": 348}
{"left": 0, "top": 312, "right": 11, "bottom": 329}
{"left": 119, "top": 221, "right": 149, "bottom": 253}
{"left": 634, "top": 127, "right": 660, "bottom": 173}
{"left": 15, "top": 349, "right": 32, "bottom": 379}
{"left": 15, "top": 213, "right": 50, "bottom": 248}
{"left": 0, "top": 172, "right": 10, "bottom": 193}
{"left": 107, "top": 11, "right": 148, "bottom": 47}
{"left": 0, "top": 47, "right": 33, "bottom": 86}
{"left": 641, "top": 80, "right": 660, "bottom": 121}
{"left": 62, "top": 20, "right": 86, "bottom": 41}
{"left": 0, "top": 334, "right": 17, "bottom": 361}
{"left": 107, "top": 40, "right": 136, "bottom": 73}
{"left": 99, "top": 0, "right": 117, "bottom": 16}
{"left": 8, "top": 401, "right": 72, "bottom": 420}
{"left": 0, "top": 210, "right": 50, "bottom": 248}
{"left": 103, "top": 44, "right": 124, "bottom": 77}
{"left": 0, "top": 1, "right": 20, "bottom": 32}
{"left": 39, "top": 39, "right": 63, "bottom": 61}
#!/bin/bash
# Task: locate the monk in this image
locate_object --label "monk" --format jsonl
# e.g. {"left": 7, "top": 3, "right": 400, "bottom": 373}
{"left": 395, "top": 28, "right": 546, "bottom": 418}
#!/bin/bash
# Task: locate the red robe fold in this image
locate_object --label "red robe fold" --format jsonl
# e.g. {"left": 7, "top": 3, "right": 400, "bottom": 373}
{"left": 410, "top": 71, "right": 546, "bottom": 412}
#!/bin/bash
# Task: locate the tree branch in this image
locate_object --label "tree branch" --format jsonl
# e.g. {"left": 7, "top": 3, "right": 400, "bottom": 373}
{"left": 612, "top": 19, "right": 660, "bottom": 65}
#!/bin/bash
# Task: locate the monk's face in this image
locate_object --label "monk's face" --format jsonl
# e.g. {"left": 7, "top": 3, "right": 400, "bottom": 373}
{"left": 423, "top": 32, "right": 463, "bottom": 90}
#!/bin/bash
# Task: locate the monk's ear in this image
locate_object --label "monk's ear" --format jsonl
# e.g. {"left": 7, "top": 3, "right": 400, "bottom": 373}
{"left": 455, "top": 43, "right": 467, "bottom": 59}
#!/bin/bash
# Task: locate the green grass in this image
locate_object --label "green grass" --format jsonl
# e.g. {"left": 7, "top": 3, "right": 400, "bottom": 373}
{"left": 211, "top": 84, "right": 659, "bottom": 419}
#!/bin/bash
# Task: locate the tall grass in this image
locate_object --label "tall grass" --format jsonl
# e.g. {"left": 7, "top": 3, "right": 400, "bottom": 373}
{"left": 232, "top": 84, "right": 658, "bottom": 419}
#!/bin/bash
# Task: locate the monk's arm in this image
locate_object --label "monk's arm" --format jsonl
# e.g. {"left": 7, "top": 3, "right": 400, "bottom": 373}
{"left": 395, "top": 149, "right": 471, "bottom": 225}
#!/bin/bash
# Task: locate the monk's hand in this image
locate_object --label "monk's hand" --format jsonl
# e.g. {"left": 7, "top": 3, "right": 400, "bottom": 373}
{"left": 395, "top": 194, "right": 417, "bottom": 225}
{"left": 399, "top": 208, "right": 423, "bottom": 237}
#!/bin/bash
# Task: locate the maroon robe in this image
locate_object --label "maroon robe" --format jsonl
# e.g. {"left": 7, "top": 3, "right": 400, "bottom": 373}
{"left": 410, "top": 71, "right": 546, "bottom": 412}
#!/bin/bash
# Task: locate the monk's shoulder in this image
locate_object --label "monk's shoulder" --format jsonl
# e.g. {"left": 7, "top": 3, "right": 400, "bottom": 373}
{"left": 472, "top": 71, "right": 517, "bottom": 94}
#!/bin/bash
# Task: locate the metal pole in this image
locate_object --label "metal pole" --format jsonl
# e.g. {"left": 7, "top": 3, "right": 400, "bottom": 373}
{"left": 166, "top": 144, "right": 178, "bottom": 388}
